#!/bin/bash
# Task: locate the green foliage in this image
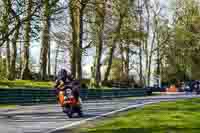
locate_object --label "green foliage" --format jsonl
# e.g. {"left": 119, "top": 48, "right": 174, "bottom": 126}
{"left": 110, "top": 58, "right": 121, "bottom": 81}
{"left": 120, "top": 29, "right": 147, "bottom": 44}
{"left": 77, "top": 98, "right": 200, "bottom": 133}
{"left": 162, "top": 0, "right": 200, "bottom": 82}
{"left": 175, "top": 27, "right": 194, "bottom": 44}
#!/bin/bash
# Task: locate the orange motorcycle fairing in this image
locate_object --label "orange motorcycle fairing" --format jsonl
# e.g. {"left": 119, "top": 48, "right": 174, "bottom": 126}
{"left": 58, "top": 91, "right": 65, "bottom": 106}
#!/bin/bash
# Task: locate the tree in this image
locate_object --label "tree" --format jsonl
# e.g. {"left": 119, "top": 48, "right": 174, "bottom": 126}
{"left": 8, "top": 12, "right": 20, "bottom": 80}
{"left": 21, "top": 0, "right": 33, "bottom": 80}
{"left": 39, "top": 0, "right": 50, "bottom": 80}
{"left": 104, "top": 0, "right": 129, "bottom": 81}
{"left": 91, "top": 0, "right": 106, "bottom": 87}
{"left": 69, "top": 0, "right": 90, "bottom": 80}
{"left": 39, "top": 0, "right": 60, "bottom": 80}
{"left": 161, "top": 0, "right": 200, "bottom": 83}
{"left": 1, "top": 0, "right": 11, "bottom": 78}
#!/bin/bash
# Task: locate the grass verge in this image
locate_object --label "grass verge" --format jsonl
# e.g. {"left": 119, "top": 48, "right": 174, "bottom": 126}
{"left": 0, "top": 80, "right": 114, "bottom": 89}
{"left": 0, "top": 80, "right": 53, "bottom": 88}
{"left": 0, "top": 104, "right": 17, "bottom": 109}
{"left": 74, "top": 98, "right": 200, "bottom": 133}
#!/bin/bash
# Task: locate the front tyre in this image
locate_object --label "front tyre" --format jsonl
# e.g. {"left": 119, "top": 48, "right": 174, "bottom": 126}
{"left": 63, "top": 106, "right": 73, "bottom": 118}
{"left": 67, "top": 111, "right": 73, "bottom": 118}
{"left": 196, "top": 90, "right": 200, "bottom": 95}
{"left": 77, "top": 108, "right": 83, "bottom": 117}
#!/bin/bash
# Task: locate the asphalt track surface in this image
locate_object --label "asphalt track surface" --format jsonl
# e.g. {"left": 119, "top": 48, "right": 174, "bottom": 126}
{"left": 0, "top": 94, "right": 199, "bottom": 133}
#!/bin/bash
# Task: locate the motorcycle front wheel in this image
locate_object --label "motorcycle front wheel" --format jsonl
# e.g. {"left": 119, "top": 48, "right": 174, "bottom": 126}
{"left": 77, "top": 106, "right": 83, "bottom": 117}
{"left": 63, "top": 106, "right": 73, "bottom": 118}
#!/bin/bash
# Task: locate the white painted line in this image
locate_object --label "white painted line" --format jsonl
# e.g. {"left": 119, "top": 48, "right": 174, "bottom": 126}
{"left": 47, "top": 101, "right": 158, "bottom": 133}
{"left": 134, "top": 95, "right": 200, "bottom": 100}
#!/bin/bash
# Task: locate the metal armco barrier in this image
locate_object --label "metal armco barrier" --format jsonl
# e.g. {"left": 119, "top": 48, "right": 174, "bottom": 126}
{"left": 0, "top": 88, "right": 147, "bottom": 104}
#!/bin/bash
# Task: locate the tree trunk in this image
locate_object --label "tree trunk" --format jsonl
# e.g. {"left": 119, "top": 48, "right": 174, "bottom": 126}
{"left": 139, "top": 45, "right": 143, "bottom": 86}
{"left": 19, "top": 39, "right": 23, "bottom": 77}
{"left": 54, "top": 44, "right": 59, "bottom": 77}
{"left": 93, "top": 0, "right": 105, "bottom": 86}
{"left": 157, "top": 47, "right": 161, "bottom": 87}
{"left": 77, "top": 4, "right": 88, "bottom": 80}
{"left": 95, "top": 33, "right": 103, "bottom": 85}
{"left": 144, "top": 41, "right": 149, "bottom": 86}
{"left": 103, "top": 11, "right": 125, "bottom": 81}
{"left": 70, "top": 16, "right": 77, "bottom": 77}
{"left": 137, "top": 0, "right": 144, "bottom": 86}
{"left": 124, "top": 44, "right": 130, "bottom": 81}
{"left": 120, "top": 43, "right": 125, "bottom": 81}
{"left": 76, "top": 10, "right": 82, "bottom": 80}
{"left": 0, "top": 48, "right": 1, "bottom": 62}
{"left": 144, "top": 0, "right": 150, "bottom": 86}
{"left": 70, "top": 0, "right": 80, "bottom": 79}
{"left": 70, "top": 0, "right": 90, "bottom": 80}
{"left": 8, "top": 17, "right": 20, "bottom": 80}
{"left": 48, "top": 41, "right": 51, "bottom": 78}
{"left": 39, "top": 0, "right": 50, "bottom": 80}
{"left": 104, "top": 44, "right": 116, "bottom": 81}
{"left": 6, "top": 41, "right": 10, "bottom": 77}
{"left": 93, "top": 32, "right": 103, "bottom": 86}
{"left": 2, "top": 0, "right": 11, "bottom": 78}
{"left": 71, "top": 44, "right": 76, "bottom": 77}
{"left": 147, "top": 19, "right": 156, "bottom": 86}
{"left": 147, "top": 54, "right": 152, "bottom": 86}
{"left": 69, "top": 6, "right": 76, "bottom": 77}
{"left": 21, "top": 0, "right": 33, "bottom": 80}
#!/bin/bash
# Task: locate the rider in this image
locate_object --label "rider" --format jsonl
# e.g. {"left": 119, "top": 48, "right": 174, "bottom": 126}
{"left": 54, "top": 69, "right": 80, "bottom": 102}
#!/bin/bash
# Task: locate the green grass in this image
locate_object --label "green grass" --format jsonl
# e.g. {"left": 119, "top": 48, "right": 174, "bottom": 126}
{"left": 0, "top": 80, "right": 112, "bottom": 89}
{"left": 77, "top": 98, "right": 200, "bottom": 133}
{"left": 0, "top": 80, "right": 53, "bottom": 88}
{"left": 0, "top": 104, "right": 17, "bottom": 109}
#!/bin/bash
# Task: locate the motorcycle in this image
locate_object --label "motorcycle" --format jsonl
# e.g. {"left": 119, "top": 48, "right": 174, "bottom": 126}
{"left": 58, "top": 83, "right": 83, "bottom": 118}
